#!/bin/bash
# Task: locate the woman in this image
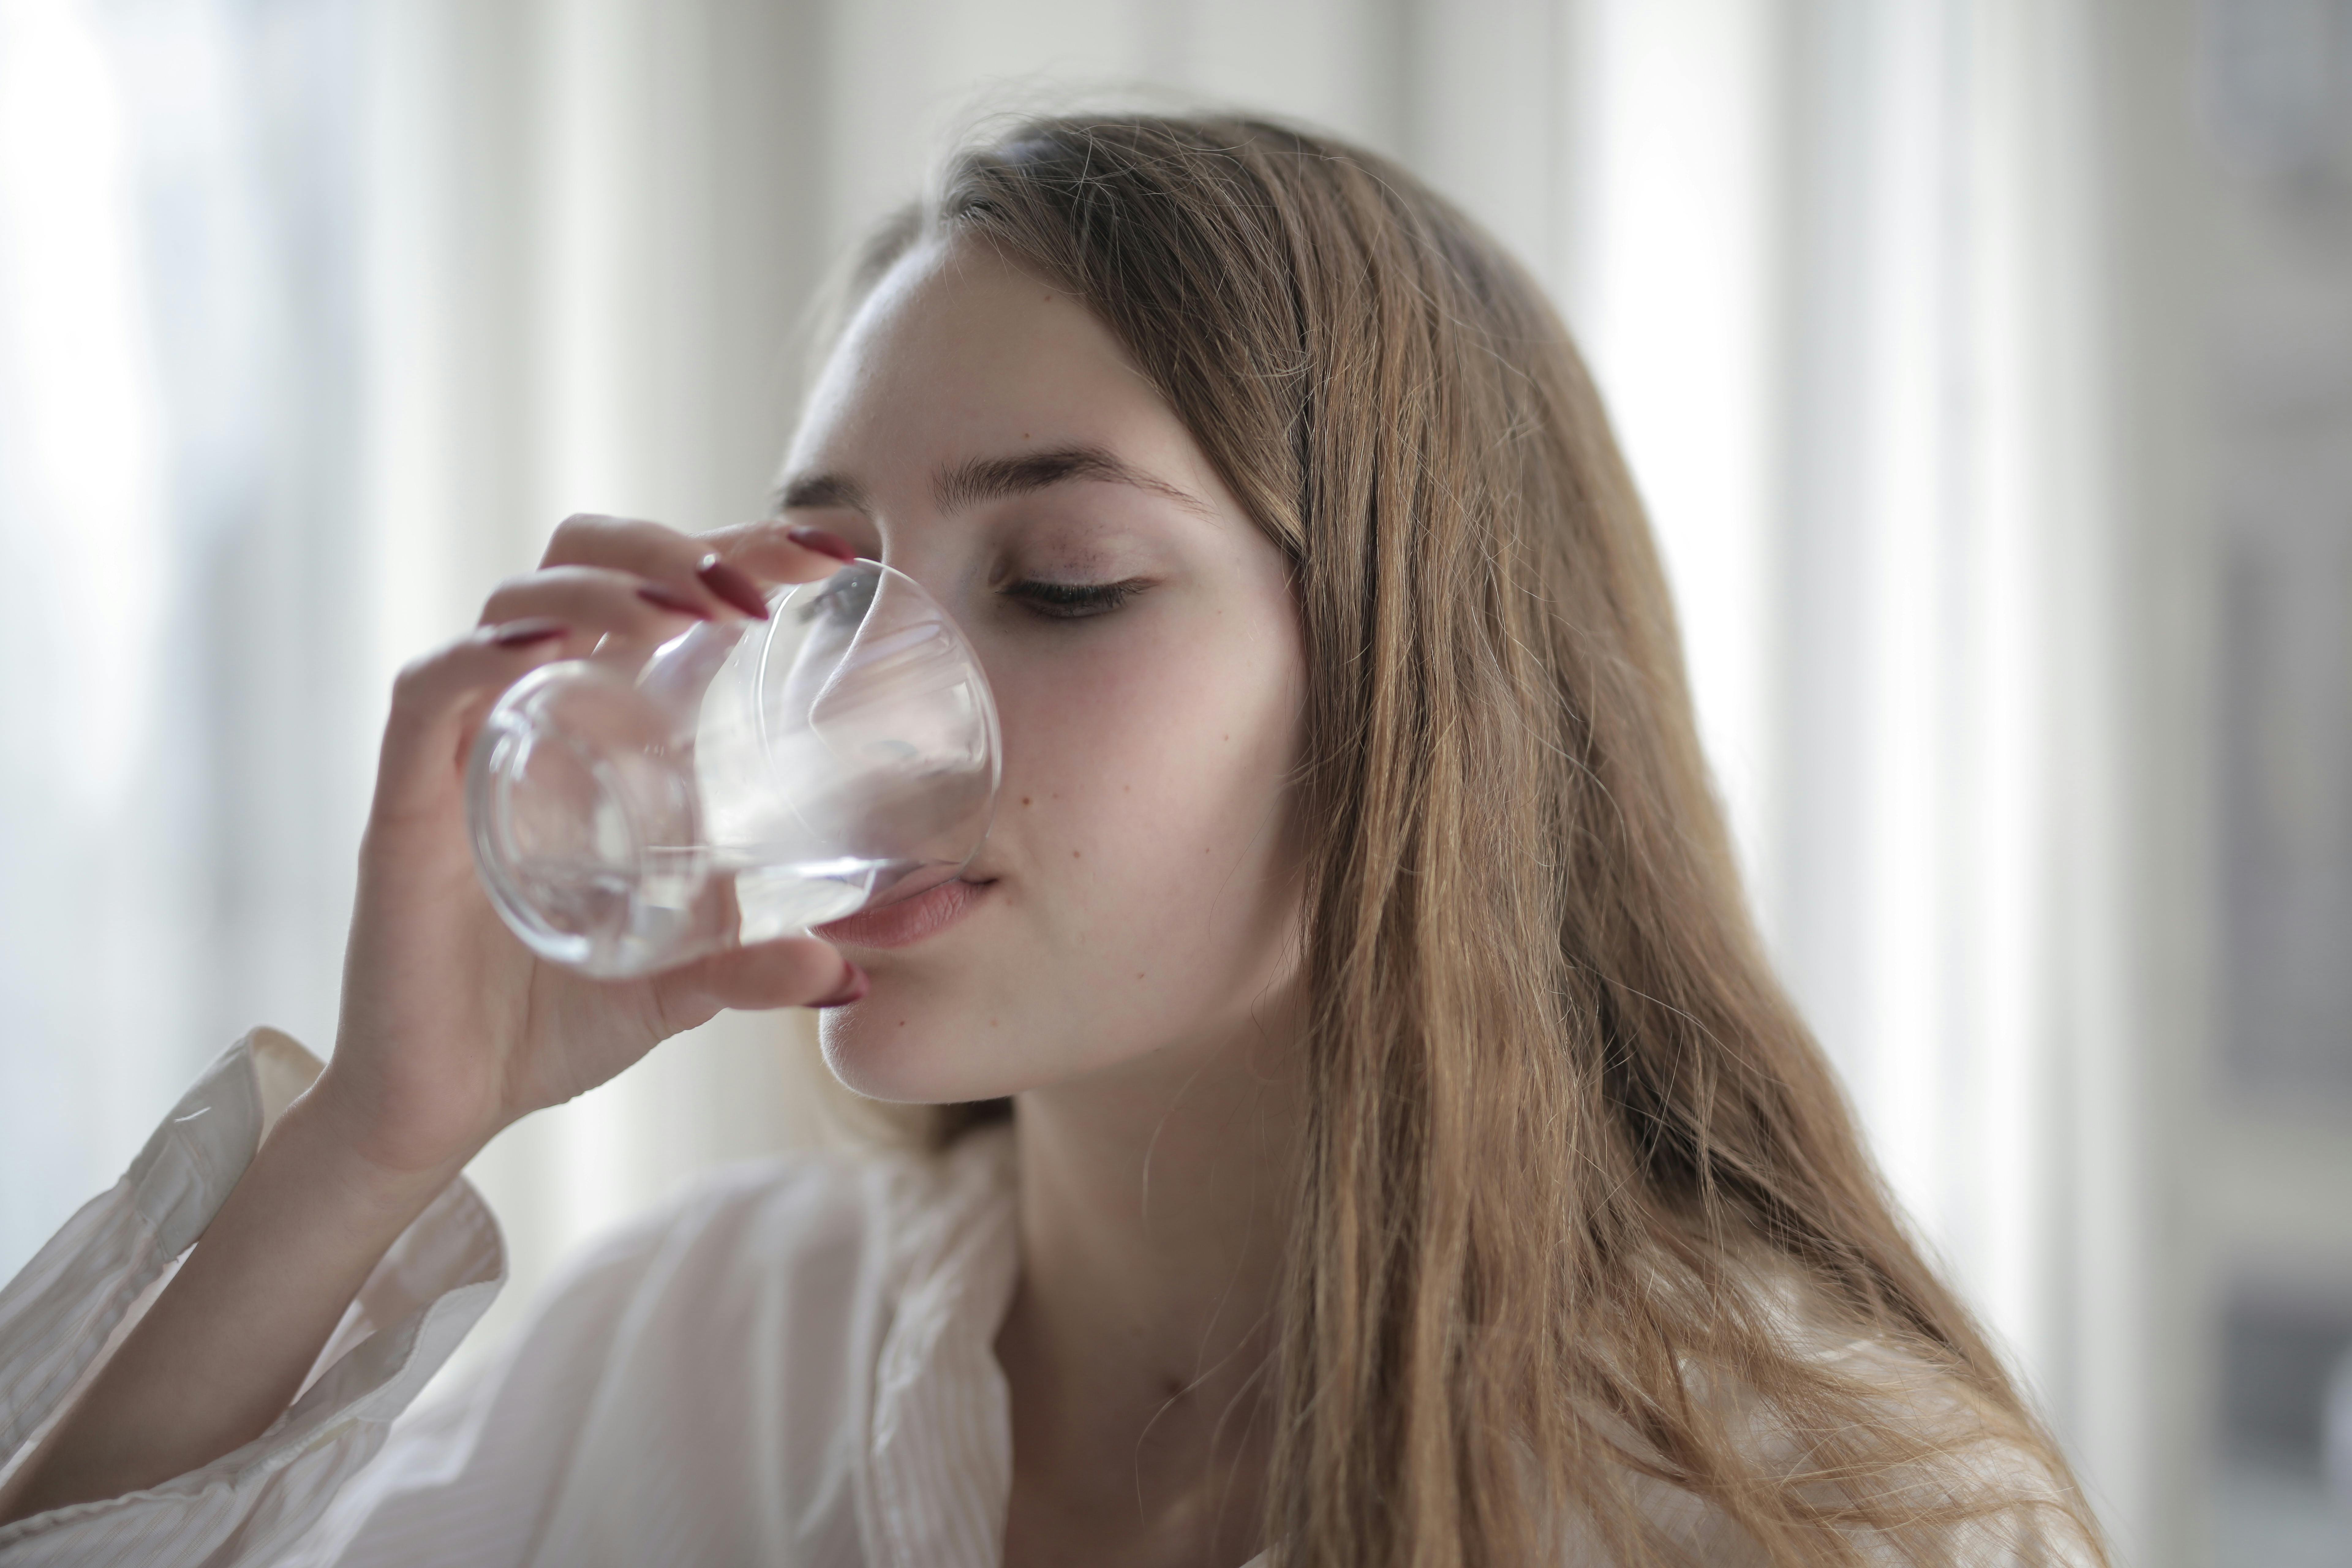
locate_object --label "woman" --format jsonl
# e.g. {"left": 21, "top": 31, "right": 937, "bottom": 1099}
{"left": 0, "top": 114, "right": 2104, "bottom": 1566}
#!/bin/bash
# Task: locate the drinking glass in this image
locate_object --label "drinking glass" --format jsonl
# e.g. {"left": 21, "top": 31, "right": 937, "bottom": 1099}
{"left": 466, "top": 559, "right": 999, "bottom": 978}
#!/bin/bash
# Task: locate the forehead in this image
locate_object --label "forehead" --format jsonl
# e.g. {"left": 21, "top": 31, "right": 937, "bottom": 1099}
{"left": 786, "top": 238, "right": 1164, "bottom": 476}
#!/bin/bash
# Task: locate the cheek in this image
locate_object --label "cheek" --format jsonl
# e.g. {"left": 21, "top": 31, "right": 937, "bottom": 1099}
{"left": 1003, "top": 631, "right": 1291, "bottom": 930}
{"left": 820, "top": 611, "right": 1303, "bottom": 1103}
{"left": 1002, "top": 639, "right": 1279, "bottom": 907}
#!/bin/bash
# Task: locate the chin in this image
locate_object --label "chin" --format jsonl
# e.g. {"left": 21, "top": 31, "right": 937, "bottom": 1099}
{"left": 815, "top": 998, "right": 1033, "bottom": 1107}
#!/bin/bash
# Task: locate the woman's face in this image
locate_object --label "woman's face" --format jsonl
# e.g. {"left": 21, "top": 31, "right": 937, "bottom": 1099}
{"left": 786, "top": 239, "right": 1307, "bottom": 1105}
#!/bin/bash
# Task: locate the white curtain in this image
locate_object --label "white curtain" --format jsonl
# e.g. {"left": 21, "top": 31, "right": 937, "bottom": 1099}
{"left": 0, "top": 0, "right": 377, "bottom": 1314}
{"left": 0, "top": 0, "right": 2203, "bottom": 1558}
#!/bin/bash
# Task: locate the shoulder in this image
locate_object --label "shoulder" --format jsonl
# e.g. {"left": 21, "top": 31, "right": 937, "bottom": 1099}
{"left": 417, "top": 1126, "right": 1015, "bottom": 1457}
{"left": 325, "top": 1136, "right": 1017, "bottom": 1559}
{"left": 1644, "top": 1254, "right": 2105, "bottom": 1566}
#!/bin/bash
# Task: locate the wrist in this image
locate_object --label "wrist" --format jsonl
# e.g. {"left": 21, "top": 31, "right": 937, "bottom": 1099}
{"left": 268, "top": 1077, "right": 488, "bottom": 1216}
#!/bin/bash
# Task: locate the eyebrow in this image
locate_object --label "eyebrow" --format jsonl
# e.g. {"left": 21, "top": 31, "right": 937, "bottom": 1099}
{"left": 774, "top": 444, "right": 1208, "bottom": 518}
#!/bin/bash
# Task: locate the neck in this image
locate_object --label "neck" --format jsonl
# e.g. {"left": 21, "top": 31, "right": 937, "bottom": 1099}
{"left": 995, "top": 994, "right": 1306, "bottom": 1562}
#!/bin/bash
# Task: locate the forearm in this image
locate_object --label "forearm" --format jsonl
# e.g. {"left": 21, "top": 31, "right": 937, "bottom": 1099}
{"left": 0, "top": 1088, "right": 476, "bottom": 1524}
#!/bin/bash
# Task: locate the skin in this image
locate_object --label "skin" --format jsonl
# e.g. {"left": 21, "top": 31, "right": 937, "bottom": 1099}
{"left": 0, "top": 239, "right": 1312, "bottom": 1568}
{"left": 788, "top": 241, "right": 1311, "bottom": 1565}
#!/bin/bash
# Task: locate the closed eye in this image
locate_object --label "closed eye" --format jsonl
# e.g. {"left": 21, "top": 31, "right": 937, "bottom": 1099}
{"left": 1004, "top": 578, "right": 1151, "bottom": 621}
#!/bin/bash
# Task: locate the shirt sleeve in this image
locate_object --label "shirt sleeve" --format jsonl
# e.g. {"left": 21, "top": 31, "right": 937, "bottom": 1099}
{"left": 0, "top": 1028, "right": 506, "bottom": 1567}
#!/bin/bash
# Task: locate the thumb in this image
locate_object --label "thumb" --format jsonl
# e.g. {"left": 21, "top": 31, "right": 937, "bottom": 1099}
{"left": 653, "top": 935, "right": 866, "bottom": 1016}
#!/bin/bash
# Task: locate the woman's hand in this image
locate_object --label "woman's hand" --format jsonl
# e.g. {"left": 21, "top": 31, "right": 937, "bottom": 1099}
{"left": 311, "top": 513, "right": 863, "bottom": 1179}
{"left": 0, "top": 514, "right": 868, "bottom": 1527}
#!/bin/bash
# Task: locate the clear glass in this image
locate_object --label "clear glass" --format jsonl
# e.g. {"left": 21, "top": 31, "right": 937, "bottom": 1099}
{"left": 466, "top": 559, "right": 999, "bottom": 978}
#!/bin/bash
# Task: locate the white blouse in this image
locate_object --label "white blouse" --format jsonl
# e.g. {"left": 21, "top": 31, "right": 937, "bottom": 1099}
{"left": 0, "top": 1030, "right": 2087, "bottom": 1567}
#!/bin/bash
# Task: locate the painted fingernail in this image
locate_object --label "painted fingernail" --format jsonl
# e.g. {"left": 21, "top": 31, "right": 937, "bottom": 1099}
{"left": 785, "top": 524, "right": 859, "bottom": 563}
{"left": 696, "top": 552, "right": 772, "bottom": 619}
{"left": 490, "top": 618, "right": 568, "bottom": 648}
{"left": 635, "top": 581, "right": 713, "bottom": 619}
{"left": 809, "top": 961, "right": 869, "bottom": 1008}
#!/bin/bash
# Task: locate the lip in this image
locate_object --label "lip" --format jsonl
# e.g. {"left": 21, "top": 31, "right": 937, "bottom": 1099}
{"left": 814, "top": 876, "right": 992, "bottom": 950}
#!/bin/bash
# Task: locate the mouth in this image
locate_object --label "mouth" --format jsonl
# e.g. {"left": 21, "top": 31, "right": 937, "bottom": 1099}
{"left": 813, "top": 876, "right": 993, "bottom": 951}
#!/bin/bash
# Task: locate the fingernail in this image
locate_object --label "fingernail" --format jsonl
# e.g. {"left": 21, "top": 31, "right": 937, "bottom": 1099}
{"left": 785, "top": 524, "right": 859, "bottom": 563}
{"left": 635, "top": 581, "right": 713, "bottom": 619}
{"left": 490, "top": 618, "right": 568, "bottom": 648}
{"left": 809, "top": 961, "right": 869, "bottom": 1008}
{"left": 697, "top": 552, "right": 772, "bottom": 619}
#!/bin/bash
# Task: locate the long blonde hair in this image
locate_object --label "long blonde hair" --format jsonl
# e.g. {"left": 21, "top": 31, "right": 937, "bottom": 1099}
{"left": 839, "top": 112, "right": 2105, "bottom": 1568}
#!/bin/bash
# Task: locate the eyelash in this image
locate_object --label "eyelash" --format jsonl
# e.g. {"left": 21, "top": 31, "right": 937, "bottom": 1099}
{"left": 1004, "top": 578, "right": 1148, "bottom": 621}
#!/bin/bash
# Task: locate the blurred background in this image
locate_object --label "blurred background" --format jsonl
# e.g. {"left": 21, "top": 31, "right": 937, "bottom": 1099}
{"left": 0, "top": 0, "right": 2342, "bottom": 1560}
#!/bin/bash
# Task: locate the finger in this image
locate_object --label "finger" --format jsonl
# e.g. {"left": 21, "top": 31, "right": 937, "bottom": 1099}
{"left": 540, "top": 513, "right": 811, "bottom": 622}
{"left": 476, "top": 564, "right": 718, "bottom": 637}
{"left": 540, "top": 512, "right": 855, "bottom": 618}
{"left": 372, "top": 620, "right": 577, "bottom": 823}
{"left": 533, "top": 513, "right": 753, "bottom": 622}
{"left": 540, "top": 513, "right": 719, "bottom": 580}
{"left": 654, "top": 936, "right": 867, "bottom": 1017}
{"left": 699, "top": 517, "right": 863, "bottom": 589}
